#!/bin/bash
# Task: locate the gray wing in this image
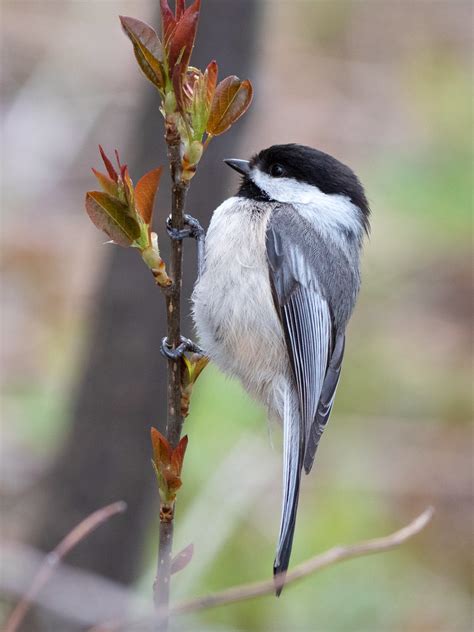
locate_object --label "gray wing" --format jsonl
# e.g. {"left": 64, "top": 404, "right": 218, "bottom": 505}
{"left": 266, "top": 207, "right": 345, "bottom": 474}
{"left": 304, "top": 332, "right": 344, "bottom": 472}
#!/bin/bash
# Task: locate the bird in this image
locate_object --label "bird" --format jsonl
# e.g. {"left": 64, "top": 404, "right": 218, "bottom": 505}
{"left": 192, "top": 143, "right": 370, "bottom": 594}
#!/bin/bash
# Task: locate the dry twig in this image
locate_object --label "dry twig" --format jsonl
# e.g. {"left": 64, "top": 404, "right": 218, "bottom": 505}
{"left": 4, "top": 501, "right": 127, "bottom": 632}
{"left": 172, "top": 507, "right": 434, "bottom": 614}
{"left": 85, "top": 507, "right": 433, "bottom": 632}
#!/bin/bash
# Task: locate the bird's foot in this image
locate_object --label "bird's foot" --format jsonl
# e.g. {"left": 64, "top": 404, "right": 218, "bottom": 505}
{"left": 166, "top": 214, "right": 205, "bottom": 278}
{"left": 166, "top": 214, "right": 204, "bottom": 242}
{"left": 160, "top": 335, "right": 204, "bottom": 360}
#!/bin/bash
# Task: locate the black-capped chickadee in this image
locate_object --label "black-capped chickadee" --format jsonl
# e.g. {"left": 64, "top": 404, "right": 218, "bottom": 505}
{"left": 192, "top": 144, "right": 370, "bottom": 593}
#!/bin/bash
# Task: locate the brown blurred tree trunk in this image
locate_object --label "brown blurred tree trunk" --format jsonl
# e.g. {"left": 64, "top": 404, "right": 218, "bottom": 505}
{"left": 29, "top": 1, "right": 260, "bottom": 628}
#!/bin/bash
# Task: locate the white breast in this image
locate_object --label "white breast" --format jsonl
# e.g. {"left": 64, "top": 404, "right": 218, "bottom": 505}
{"left": 192, "top": 197, "right": 288, "bottom": 408}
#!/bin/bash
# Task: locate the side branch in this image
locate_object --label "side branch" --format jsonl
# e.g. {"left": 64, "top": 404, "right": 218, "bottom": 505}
{"left": 172, "top": 507, "right": 434, "bottom": 615}
{"left": 4, "top": 501, "right": 127, "bottom": 632}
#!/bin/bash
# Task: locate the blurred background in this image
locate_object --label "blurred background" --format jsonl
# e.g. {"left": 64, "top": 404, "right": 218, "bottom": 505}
{"left": 1, "top": 1, "right": 472, "bottom": 630}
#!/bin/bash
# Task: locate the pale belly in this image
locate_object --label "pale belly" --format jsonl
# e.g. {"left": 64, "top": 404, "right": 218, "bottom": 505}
{"left": 192, "top": 198, "right": 289, "bottom": 410}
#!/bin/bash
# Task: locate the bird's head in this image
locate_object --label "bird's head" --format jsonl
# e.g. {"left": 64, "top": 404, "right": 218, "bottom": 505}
{"left": 225, "top": 143, "right": 370, "bottom": 235}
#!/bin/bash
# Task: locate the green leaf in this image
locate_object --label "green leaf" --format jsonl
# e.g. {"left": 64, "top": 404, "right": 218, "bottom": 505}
{"left": 120, "top": 16, "right": 164, "bottom": 90}
{"left": 207, "top": 76, "right": 253, "bottom": 136}
{"left": 85, "top": 191, "right": 140, "bottom": 247}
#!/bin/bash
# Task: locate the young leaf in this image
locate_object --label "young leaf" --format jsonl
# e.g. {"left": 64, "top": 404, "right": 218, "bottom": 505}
{"left": 151, "top": 459, "right": 169, "bottom": 500}
{"left": 171, "top": 435, "right": 188, "bottom": 476}
{"left": 99, "top": 145, "right": 118, "bottom": 182}
{"left": 120, "top": 16, "right": 164, "bottom": 89}
{"left": 207, "top": 76, "right": 253, "bottom": 136}
{"left": 91, "top": 169, "right": 118, "bottom": 197}
{"left": 172, "top": 61, "right": 188, "bottom": 114}
{"left": 85, "top": 191, "right": 140, "bottom": 247}
{"left": 115, "top": 149, "right": 123, "bottom": 171}
{"left": 151, "top": 427, "right": 172, "bottom": 469}
{"left": 175, "top": 0, "right": 186, "bottom": 20}
{"left": 204, "top": 60, "right": 218, "bottom": 110}
{"left": 167, "top": 0, "right": 201, "bottom": 71}
{"left": 120, "top": 16, "right": 162, "bottom": 60}
{"left": 135, "top": 167, "right": 163, "bottom": 225}
{"left": 160, "top": 0, "right": 177, "bottom": 43}
{"left": 171, "top": 543, "right": 194, "bottom": 575}
{"left": 121, "top": 165, "right": 134, "bottom": 209}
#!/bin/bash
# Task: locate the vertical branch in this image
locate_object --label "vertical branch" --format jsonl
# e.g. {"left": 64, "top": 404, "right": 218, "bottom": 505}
{"left": 154, "top": 128, "right": 189, "bottom": 628}
{"left": 165, "top": 135, "right": 188, "bottom": 447}
{"left": 154, "top": 520, "right": 173, "bottom": 620}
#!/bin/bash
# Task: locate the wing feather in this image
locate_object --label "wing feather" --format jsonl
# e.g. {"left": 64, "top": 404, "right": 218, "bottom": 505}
{"left": 266, "top": 206, "right": 355, "bottom": 587}
{"left": 266, "top": 212, "right": 333, "bottom": 461}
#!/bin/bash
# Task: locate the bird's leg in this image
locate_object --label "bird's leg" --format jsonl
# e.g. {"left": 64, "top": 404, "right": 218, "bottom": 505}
{"left": 164, "top": 214, "right": 206, "bottom": 360}
{"left": 166, "top": 214, "right": 205, "bottom": 279}
{"left": 160, "top": 335, "right": 204, "bottom": 360}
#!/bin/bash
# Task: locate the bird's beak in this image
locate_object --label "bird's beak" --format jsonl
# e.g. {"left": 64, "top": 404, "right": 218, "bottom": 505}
{"left": 224, "top": 159, "right": 251, "bottom": 176}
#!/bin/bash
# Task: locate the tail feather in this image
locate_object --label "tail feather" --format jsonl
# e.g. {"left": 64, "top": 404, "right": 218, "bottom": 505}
{"left": 273, "top": 387, "right": 303, "bottom": 596}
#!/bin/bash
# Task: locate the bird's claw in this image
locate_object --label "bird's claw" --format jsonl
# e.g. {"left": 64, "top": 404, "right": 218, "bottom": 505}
{"left": 166, "top": 214, "right": 205, "bottom": 279}
{"left": 166, "top": 214, "right": 205, "bottom": 242}
{"left": 160, "top": 335, "right": 204, "bottom": 360}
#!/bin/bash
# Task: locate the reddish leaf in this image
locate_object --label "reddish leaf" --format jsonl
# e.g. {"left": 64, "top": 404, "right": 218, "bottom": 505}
{"left": 204, "top": 60, "right": 218, "bottom": 110}
{"left": 85, "top": 191, "right": 140, "bottom": 247}
{"left": 151, "top": 459, "right": 169, "bottom": 499}
{"left": 120, "top": 16, "right": 162, "bottom": 60}
{"left": 160, "top": 0, "right": 176, "bottom": 42}
{"left": 171, "top": 435, "right": 188, "bottom": 476}
{"left": 175, "top": 0, "right": 186, "bottom": 20}
{"left": 91, "top": 169, "right": 118, "bottom": 197}
{"left": 167, "top": 474, "right": 183, "bottom": 493}
{"left": 121, "top": 165, "right": 134, "bottom": 208}
{"left": 167, "top": 0, "right": 200, "bottom": 71}
{"left": 207, "top": 76, "right": 253, "bottom": 136}
{"left": 172, "top": 61, "right": 187, "bottom": 113}
{"left": 135, "top": 167, "right": 163, "bottom": 225}
{"left": 174, "top": 65, "right": 200, "bottom": 115}
{"left": 120, "top": 16, "right": 164, "bottom": 89}
{"left": 115, "top": 149, "right": 122, "bottom": 175}
{"left": 151, "top": 427, "right": 172, "bottom": 469}
{"left": 171, "top": 543, "right": 194, "bottom": 575}
{"left": 99, "top": 145, "right": 118, "bottom": 182}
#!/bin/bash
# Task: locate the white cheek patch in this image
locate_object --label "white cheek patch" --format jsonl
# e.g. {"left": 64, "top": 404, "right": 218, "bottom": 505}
{"left": 251, "top": 168, "right": 363, "bottom": 238}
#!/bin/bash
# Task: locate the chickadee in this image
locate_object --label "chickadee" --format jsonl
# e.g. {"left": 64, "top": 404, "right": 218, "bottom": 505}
{"left": 192, "top": 144, "right": 370, "bottom": 593}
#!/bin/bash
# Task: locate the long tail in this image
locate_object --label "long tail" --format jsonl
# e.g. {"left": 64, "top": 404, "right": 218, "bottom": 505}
{"left": 273, "top": 386, "right": 303, "bottom": 596}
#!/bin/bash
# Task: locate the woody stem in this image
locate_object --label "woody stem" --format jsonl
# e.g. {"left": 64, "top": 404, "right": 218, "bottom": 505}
{"left": 154, "top": 124, "right": 189, "bottom": 629}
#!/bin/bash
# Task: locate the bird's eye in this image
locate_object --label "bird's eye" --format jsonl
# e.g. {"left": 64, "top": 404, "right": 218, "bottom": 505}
{"left": 270, "top": 163, "right": 285, "bottom": 177}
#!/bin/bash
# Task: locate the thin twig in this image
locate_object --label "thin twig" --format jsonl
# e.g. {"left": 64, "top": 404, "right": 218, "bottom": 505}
{"left": 172, "top": 507, "right": 434, "bottom": 614}
{"left": 86, "top": 507, "right": 433, "bottom": 632}
{"left": 4, "top": 501, "right": 127, "bottom": 632}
